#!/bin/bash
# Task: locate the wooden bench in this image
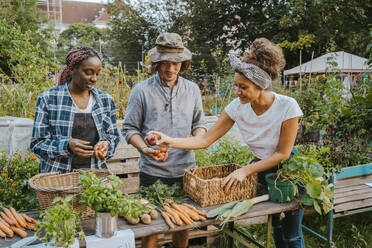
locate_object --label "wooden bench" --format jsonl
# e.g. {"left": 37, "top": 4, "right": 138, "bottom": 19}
{"left": 302, "top": 163, "right": 372, "bottom": 247}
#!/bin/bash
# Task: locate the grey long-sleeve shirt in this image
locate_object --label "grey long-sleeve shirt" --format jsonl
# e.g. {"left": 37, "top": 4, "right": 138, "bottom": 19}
{"left": 122, "top": 74, "right": 206, "bottom": 178}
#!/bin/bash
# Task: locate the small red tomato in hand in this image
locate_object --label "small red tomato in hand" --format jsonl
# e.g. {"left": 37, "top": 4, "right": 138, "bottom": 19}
{"left": 94, "top": 145, "right": 103, "bottom": 160}
{"left": 144, "top": 134, "right": 157, "bottom": 146}
{"left": 154, "top": 150, "right": 160, "bottom": 156}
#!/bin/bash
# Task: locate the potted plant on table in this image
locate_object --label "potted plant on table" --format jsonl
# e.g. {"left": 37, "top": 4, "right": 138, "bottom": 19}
{"left": 78, "top": 170, "right": 124, "bottom": 238}
{"left": 35, "top": 195, "right": 84, "bottom": 248}
{"left": 265, "top": 153, "right": 334, "bottom": 215}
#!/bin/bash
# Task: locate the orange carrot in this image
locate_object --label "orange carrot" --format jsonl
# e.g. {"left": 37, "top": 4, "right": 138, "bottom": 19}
{"left": 171, "top": 204, "right": 193, "bottom": 221}
{"left": 163, "top": 205, "right": 183, "bottom": 226}
{"left": 177, "top": 205, "right": 201, "bottom": 221}
{"left": 0, "top": 212, "right": 15, "bottom": 226}
{"left": 166, "top": 211, "right": 176, "bottom": 223}
{"left": 3, "top": 209, "right": 17, "bottom": 225}
{"left": 161, "top": 212, "right": 174, "bottom": 229}
{"left": 183, "top": 204, "right": 207, "bottom": 216}
{"left": 26, "top": 223, "right": 35, "bottom": 231}
{"left": 10, "top": 208, "right": 26, "bottom": 228}
{"left": 0, "top": 229, "right": 6, "bottom": 238}
{"left": 172, "top": 208, "right": 193, "bottom": 225}
{"left": 27, "top": 216, "right": 38, "bottom": 225}
{"left": 0, "top": 217, "right": 10, "bottom": 228}
{"left": 15, "top": 210, "right": 28, "bottom": 225}
{"left": 198, "top": 215, "right": 207, "bottom": 221}
{"left": 0, "top": 221, "right": 14, "bottom": 237}
{"left": 10, "top": 226, "right": 27, "bottom": 238}
{"left": 21, "top": 214, "right": 33, "bottom": 223}
{"left": 15, "top": 221, "right": 22, "bottom": 229}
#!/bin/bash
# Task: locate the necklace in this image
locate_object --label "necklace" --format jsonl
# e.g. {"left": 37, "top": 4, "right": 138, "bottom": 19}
{"left": 158, "top": 77, "right": 180, "bottom": 112}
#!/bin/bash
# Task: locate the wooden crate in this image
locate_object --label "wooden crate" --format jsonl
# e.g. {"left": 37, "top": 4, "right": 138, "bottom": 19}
{"left": 106, "top": 142, "right": 140, "bottom": 194}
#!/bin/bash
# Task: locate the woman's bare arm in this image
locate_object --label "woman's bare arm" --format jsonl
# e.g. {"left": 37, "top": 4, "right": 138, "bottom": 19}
{"left": 149, "top": 111, "right": 235, "bottom": 149}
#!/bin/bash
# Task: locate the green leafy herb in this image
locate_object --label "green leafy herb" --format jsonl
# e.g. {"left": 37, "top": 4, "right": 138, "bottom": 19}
{"left": 35, "top": 195, "right": 84, "bottom": 248}
{"left": 78, "top": 170, "right": 124, "bottom": 216}
{"left": 120, "top": 196, "right": 152, "bottom": 219}
{"left": 277, "top": 153, "right": 334, "bottom": 215}
{"left": 136, "top": 180, "right": 186, "bottom": 208}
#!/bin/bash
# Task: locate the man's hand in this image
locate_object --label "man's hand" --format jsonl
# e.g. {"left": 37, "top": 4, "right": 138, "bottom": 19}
{"left": 94, "top": 141, "right": 110, "bottom": 160}
{"left": 68, "top": 138, "right": 94, "bottom": 158}
{"left": 141, "top": 146, "right": 169, "bottom": 162}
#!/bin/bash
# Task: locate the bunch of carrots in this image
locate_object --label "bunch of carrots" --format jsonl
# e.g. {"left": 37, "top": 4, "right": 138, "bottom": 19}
{"left": 160, "top": 200, "right": 207, "bottom": 229}
{"left": 0, "top": 207, "right": 38, "bottom": 239}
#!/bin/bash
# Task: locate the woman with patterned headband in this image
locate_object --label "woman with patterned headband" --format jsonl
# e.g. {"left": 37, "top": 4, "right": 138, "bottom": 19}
{"left": 30, "top": 46, "right": 120, "bottom": 173}
{"left": 150, "top": 38, "right": 305, "bottom": 248}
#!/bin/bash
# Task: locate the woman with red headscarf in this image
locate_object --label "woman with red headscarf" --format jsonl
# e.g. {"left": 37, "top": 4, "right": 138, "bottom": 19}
{"left": 30, "top": 46, "right": 120, "bottom": 173}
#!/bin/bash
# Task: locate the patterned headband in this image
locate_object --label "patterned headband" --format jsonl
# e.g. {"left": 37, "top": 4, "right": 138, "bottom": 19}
{"left": 228, "top": 54, "right": 272, "bottom": 89}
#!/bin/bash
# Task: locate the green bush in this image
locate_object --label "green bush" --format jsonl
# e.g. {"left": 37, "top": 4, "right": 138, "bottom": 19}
{"left": 0, "top": 20, "right": 54, "bottom": 117}
{"left": 0, "top": 151, "right": 39, "bottom": 211}
{"left": 195, "top": 137, "right": 253, "bottom": 167}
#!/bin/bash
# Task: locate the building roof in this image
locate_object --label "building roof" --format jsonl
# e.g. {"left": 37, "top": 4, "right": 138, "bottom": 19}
{"left": 284, "top": 51, "right": 371, "bottom": 76}
{"left": 38, "top": 0, "right": 109, "bottom": 25}
{"left": 93, "top": 10, "right": 110, "bottom": 25}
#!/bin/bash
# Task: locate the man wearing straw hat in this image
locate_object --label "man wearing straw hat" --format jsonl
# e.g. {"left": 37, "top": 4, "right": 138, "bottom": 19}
{"left": 122, "top": 32, "right": 206, "bottom": 248}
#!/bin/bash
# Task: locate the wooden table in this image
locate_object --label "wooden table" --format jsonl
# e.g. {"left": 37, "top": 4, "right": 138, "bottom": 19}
{"left": 81, "top": 199, "right": 299, "bottom": 248}
{"left": 302, "top": 163, "right": 372, "bottom": 248}
{"left": 1, "top": 199, "right": 299, "bottom": 248}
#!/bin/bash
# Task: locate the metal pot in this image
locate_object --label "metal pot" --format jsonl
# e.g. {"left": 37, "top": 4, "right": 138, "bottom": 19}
{"left": 95, "top": 212, "right": 118, "bottom": 238}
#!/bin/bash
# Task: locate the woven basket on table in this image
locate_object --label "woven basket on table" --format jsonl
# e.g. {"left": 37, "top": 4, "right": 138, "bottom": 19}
{"left": 183, "top": 164, "right": 257, "bottom": 207}
{"left": 29, "top": 169, "right": 111, "bottom": 219}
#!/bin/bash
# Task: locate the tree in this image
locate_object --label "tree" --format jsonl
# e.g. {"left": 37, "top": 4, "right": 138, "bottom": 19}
{"left": 0, "top": 0, "right": 41, "bottom": 33}
{"left": 0, "top": 0, "right": 56, "bottom": 71}
{"left": 186, "top": 0, "right": 371, "bottom": 70}
{"left": 106, "top": 0, "right": 189, "bottom": 72}
{"left": 275, "top": 0, "right": 371, "bottom": 68}
{"left": 56, "top": 23, "right": 104, "bottom": 63}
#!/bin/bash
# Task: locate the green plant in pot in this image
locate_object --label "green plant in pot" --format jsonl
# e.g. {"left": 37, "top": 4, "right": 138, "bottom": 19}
{"left": 78, "top": 170, "right": 124, "bottom": 238}
{"left": 266, "top": 153, "right": 334, "bottom": 215}
{"left": 35, "top": 195, "right": 85, "bottom": 248}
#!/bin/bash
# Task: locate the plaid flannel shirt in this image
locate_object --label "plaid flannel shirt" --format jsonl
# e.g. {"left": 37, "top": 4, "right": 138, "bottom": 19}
{"left": 30, "top": 83, "right": 120, "bottom": 173}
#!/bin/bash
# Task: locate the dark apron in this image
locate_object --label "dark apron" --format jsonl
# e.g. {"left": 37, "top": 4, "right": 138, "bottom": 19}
{"left": 71, "top": 113, "right": 99, "bottom": 170}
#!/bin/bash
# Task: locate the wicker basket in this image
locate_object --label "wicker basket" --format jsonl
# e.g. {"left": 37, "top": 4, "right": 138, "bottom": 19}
{"left": 183, "top": 164, "right": 258, "bottom": 207}
{"left": 29, "top": 169, "right": 111, "bottom": 219}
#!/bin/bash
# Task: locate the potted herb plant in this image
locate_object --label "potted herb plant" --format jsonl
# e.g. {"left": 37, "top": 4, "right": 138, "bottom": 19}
{"left": 35, "top": 195, "right": 84, "bottom": 248}
{"left": 266, "top": 153, "right": 334, "bottom": 215}
{"left": 78, "top": 170, "right": 124, "bottom": 238}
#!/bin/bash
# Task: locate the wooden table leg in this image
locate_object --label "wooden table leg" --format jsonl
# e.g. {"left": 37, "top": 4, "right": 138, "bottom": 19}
{"left": 267, "top": 215, "right": 272, "bottom": 248}
{"left": 172, "top": 229, "right": 189, "bottom": 248}
{"left": 142, "top": 234, "right": 158, "bottom": 248}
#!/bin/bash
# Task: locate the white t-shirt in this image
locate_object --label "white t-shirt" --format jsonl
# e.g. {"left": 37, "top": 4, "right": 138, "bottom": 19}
{"left": 69, "top": 92, "right": 96, "bottom": 113}
{"left": 224, "top": 92, "right": 303, "bottom": 160}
